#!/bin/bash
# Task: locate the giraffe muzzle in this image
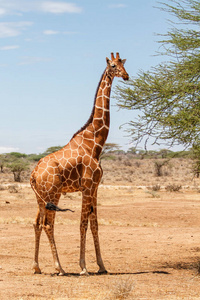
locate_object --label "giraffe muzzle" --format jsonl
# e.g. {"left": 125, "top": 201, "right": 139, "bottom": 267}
{"left": 123, "top": 73, "right": 129, "bottom": 81}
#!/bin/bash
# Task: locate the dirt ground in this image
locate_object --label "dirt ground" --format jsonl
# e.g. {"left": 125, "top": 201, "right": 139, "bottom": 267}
{"left": 1, "top": 159, "right": 200, "bottom": 299}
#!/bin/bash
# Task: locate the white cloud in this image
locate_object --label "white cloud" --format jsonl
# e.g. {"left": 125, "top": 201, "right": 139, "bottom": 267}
{"left": 41, "top": 2, "right": 82, "bottom": 14}
{"left": 43, "top": 30, "right": 59, "bottom": 35}
{"left": 0, "top": 8, "right": 7, "bottom": 15}
{"left": 19, "top": 56, "right": 52, "bottom": 65}
{"left": 109, "top": 4, "right": 127, "bottom": 8}
{"left": 0, "top": 22, "right": 32, "bottom": 38}
{"left": 0, "top": 146, "right": 19, "bottom": 153}
{"left": 0, "top": 1, "right": 82, "bottom": 16}
{"left": 43, "top": 29, "right": 78, "bottom": 35}
{"left": 0, "top": 0, "right": 25, "bottom": 16}
{"left": 0, "top": 45, "right": 19, "bottom": 50}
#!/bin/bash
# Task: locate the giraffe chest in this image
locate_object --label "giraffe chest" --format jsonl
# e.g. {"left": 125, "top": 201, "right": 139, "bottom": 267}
{"left": 61, "top": 164, "right": 81, "bottom": 192}
{"left": 59, "top": 154, "right": 102, "bottom": 192}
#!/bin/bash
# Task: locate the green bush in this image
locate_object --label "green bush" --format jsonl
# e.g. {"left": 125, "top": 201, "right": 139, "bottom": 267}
{"left": 7, "top": 160, "right": 29, "bottom": 182}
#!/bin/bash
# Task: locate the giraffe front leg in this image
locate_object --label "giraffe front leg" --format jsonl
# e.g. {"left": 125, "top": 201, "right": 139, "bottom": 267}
{"left": 90, "top": 201, "right": 107, "bottom": 274}
{"left": 80, "top": 218, "right": 89, "bottom": 276}
{"left": 79, "top": 194, "right": 91, "bottom": 276}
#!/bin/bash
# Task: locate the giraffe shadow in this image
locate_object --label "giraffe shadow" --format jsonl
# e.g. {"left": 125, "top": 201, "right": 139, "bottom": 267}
{"left": 50, "top": 270, "right": 170, "bottom": 277}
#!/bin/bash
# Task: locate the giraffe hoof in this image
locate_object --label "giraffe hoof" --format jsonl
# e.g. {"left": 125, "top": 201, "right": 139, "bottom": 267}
{"left": 58, "top": 270, "right": 65, "bottom": 276}
{"left": 33, "top": 263, "right": 41, "bottom": 274}
{"left": 55, "top": 265, "right": 65, "bottom": 276}
{"left": 80, "top": 268, "right": 89, "bottom": 276}
{"left": 34, "top": 268, "right": 42, "bottom": 274}
{"left": 98, "top": 269, "right": 108, "bottom": 275}
{"left": 34, "top": 270, "right": 42, "bottom": 274}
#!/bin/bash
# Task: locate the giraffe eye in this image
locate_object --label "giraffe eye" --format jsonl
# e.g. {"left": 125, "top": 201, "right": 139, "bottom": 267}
{"left": 111, "top": 64, "right": 116, "bottom": 68}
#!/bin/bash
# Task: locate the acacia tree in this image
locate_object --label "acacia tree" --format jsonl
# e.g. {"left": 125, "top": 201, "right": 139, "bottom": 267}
{"left": 8, "top": 160, "right": 29, "bottom": 182}
{"left": 100, "top": 143, "right": 120, "bottom": 159}
{"left": 6, "top": 153, "right": 29, "bottom": 182}
{"left": 115, "top": 0, "right": 200, "bottom": 149}
{"left": 44, "top": 146, "right": 63, "bottom": 155}
{"left": 0, "top": 154, "right": 7, "bottom": 172}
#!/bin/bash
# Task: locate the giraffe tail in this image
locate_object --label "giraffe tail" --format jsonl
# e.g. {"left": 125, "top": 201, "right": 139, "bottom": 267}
{"left": 45, "top": 202, "right": 75, "bottom": 213}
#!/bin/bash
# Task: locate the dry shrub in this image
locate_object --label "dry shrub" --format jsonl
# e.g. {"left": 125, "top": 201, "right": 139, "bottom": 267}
{"left": 134, "top": 161, "right": 141, "bottom": 168}
{"left": 195, "top": 261, "right": 200, "bottom": 275}
{"left": 0, "top": 184, "right": 7, "bottom": 191}
{"left": 124, "top": 160, "right": 132, "bottom": 167}
{"left": 165, "top": 184, "right": 182, "bottom": 192}
{"left": 145, "top": 190, "right": 160, "bottom": 198}
{"left": 8, "top": 184, "right": 19, "bottom": 193}
{"left": 109, "top": 277, "right": 134, "bottom": 299}
{"left": 151, "top": 184, "right": 161, "bottom": 191}
{"left": 154, "top": 159, "right": 169, "bottom": 177}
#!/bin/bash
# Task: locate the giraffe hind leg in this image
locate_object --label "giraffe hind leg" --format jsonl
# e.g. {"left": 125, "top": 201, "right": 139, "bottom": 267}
{"left": 33, "top": 209, "right": 43, "bottom": 274}
{"left": 43, "top": 211, "right": 65, "bottom": 275}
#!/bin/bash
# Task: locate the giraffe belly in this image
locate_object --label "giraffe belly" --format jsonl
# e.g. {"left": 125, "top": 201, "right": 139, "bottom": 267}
{"left": 61, "top": 178, "right": 81, "bottom": 193}
{"left": 61, "top": 185, "right": 79, "bottom": 193}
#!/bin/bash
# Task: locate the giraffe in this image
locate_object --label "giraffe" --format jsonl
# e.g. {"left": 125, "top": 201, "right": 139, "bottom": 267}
{"left": 30, "top": 52, "right": 129, "bottom": 276}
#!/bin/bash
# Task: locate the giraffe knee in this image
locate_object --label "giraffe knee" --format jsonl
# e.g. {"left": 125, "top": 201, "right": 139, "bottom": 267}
{"left": 90, "top": 217, "right": 98, "bottom": 233}
{"left": 43, "top": 224, "right": 53, "bottom": 231}
{"left": 33, "top": 222, "right": 43, "bottom": 232}
{"left": 80, "top": 219, "right": 88, "bottom": 233}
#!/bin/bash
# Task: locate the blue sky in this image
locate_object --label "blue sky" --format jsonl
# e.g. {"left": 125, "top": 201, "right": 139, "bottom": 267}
{"left": 0, "top": 0, "right": 174, "bottom": 154}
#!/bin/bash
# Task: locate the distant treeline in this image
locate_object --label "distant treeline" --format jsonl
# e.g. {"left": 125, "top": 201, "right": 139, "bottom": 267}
{"left": 0, "top": 145, "right": 195, "bottom": 165}
{"left": 0, "top": 145, "right": 196, "bottom": 182}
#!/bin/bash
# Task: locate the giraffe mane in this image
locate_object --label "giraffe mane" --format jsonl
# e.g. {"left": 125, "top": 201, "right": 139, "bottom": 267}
{"left": 70, "top": 68, "right": 107, "bottom": 140}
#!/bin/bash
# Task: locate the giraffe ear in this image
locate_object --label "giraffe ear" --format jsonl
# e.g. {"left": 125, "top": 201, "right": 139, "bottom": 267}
{"left": 122, "top": 59, "right": 126, "bottom": 65}
{"left": 106, "top": 57, "right": 111, "bottom": 65}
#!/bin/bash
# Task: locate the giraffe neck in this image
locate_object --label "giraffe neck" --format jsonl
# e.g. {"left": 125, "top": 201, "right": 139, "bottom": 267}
{"left": 70, "top": 69, "right": 113, "bottom": 159}
{"left": 92, "top": 70, "right": 113, "bottom": 147}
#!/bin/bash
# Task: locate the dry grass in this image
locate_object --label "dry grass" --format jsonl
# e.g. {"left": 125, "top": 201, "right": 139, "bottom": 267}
{"left": 145, "top": 190, "right": 161, "bottom": 198}
{"left": 101, "top": 157, "right": 196, "bottom": 188}
{"left": 0, "top": 216, "right": 33, "bottom": 224}
{"left": 107, "top": 277, "right": 135, "bottom": 300}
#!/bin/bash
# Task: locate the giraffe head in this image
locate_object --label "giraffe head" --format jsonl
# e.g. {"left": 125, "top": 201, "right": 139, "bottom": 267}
{"left": 106, "top": 52, "right": 129, "bottom": 81}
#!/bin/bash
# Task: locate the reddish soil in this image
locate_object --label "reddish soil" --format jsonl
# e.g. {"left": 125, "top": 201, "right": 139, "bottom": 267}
{"left": 1, "top": 158, "right": 200, "bottom": 299}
